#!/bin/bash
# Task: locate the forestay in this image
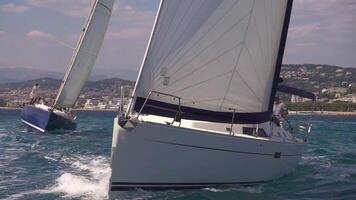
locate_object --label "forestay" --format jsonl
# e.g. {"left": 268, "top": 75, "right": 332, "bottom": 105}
{"left": 55, "top": 0, "right": 114, "bottom": 108}
{"left": 132, "top": 0, "right": 292, "bottom": 123}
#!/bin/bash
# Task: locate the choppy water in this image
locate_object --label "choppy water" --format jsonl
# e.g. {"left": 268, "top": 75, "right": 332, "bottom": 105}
{"left": 0, "top": 109, "right": 355, "bottom": 200}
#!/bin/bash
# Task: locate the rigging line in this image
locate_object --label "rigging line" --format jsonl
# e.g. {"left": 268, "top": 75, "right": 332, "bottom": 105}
{"left": 264, "top": 1, "right": 274, "bottom": 67}
{"left": 145, "top": 1, "right": 176, "bottom": 85}
{"left": 150, "top": 0, "right": 242, "bottom": 82}
{"left": 150, "top": 0, "right": 196, "bottom": 75}
{"left": 183, "top": 97, "right": 245, "bottom": 112}
{"left": 168, "top": 70, "right": 232, "bottom": 95}
{"left": 252, "top": 11, "right": 268, "bottom": 77}
{"left": 181, "top": 98, "right": 226, "bottom": 109}
{"left": 219, "top": 0, "right": 256, "bottom": 110}
{"left": 223, "top": 98, "right": 250, "bottom": 112}
{"left": 148, "top": 1, "right": 179, "bottom": 74}
{"left": 182, "top": 97, "right": 224, "bottom": 104}
{"left": 149, "top": 1, "right": 184, "bottom": 75}
{"left": 151, "top": 1, "right": 210, "bottom": 77}
{"left": 151, "top": 12, "right": 251, "bottom": 83}
{"left": 263, "top": 0, "right": 272, "bottom": 67}
{"left": 152, "top": 41, "right": 244, "bottom": 91}
{"left": 270, "top": 0, "right": 277, "bottom": 60}
{"left": 243, "top": 43, "right": 264, "bottom": 90}
{"left": 55, "top": 0, "right": 97, "bottom": 106}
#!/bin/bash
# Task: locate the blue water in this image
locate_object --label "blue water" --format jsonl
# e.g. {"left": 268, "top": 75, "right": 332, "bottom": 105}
{"left": 0, "top": 109, "right": 355, "bottom": 200}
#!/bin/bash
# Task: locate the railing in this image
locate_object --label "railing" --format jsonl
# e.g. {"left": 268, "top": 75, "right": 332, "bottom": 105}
{"left": 136, "top": 90, "right": 183, "bottom": 126}
{"left": 227, "top": 108, "right": 236, "bottom": 135}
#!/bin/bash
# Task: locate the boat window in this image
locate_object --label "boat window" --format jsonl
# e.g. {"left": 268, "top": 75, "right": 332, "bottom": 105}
{"left": 242, "top": 127, "right": 269, "bottom": 138}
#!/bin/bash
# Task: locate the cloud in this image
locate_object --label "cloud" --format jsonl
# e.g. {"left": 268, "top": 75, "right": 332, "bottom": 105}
{"left": 285, "top": 0, "right": 356, "bottom": 67}
{"left": 289, "top": 23, "right": 320, "bottom": 38}
{"left": 0, "top": 3, "right": 29, "bottom": 13}
{"left": 26, "top": 30, "right": 54, "bottom": 40}
{"left": 106, "top": 2, "right": 156, "bottom": 40}
{"left": 26, "top": 0, "right": 90, "bottom": 17}
{"left": 106, "top": 27, "right": 151, "bottom": 40}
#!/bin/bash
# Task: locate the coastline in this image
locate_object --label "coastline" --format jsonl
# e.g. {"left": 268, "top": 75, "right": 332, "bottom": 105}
{"left": 0, "top": 107, "right": 117, "bottom": 112}
{"left": 1, "top": 107, "right": 355, "bottom": 115}
{"left": 289, "top": 110, "right": 356, "bottom": 116}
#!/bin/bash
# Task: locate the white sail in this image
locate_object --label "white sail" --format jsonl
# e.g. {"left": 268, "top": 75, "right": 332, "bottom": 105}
{"left": 131, "top": 0, "right": 289, "bottom": 123}
{"left": 55, "top": 0, "right": 114, "bottom": 107}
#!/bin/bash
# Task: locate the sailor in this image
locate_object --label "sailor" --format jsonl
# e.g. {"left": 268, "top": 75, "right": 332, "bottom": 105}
{"left": 29, "top": 83, "right": 40, "bottom": 104}
{"left": 273, "top": 96, "right": 288, "bottom": 126}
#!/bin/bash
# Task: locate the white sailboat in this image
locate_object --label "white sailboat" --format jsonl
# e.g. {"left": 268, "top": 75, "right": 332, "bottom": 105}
{"left": 21, "top": 0, "right": 114, "bottom": 132}
{"left": 110, "top": 0, "right": 312, "bottom": 191}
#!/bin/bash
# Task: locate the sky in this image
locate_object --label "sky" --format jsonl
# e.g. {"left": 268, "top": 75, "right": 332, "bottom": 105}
{"left": 0, "top": 0, "right": 355, "bottom": 74}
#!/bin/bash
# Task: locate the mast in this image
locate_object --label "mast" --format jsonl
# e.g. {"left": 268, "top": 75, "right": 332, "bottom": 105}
{"left": 268, "top": 0, "right": 293, "bottom": 111}
{"left": 54, "top": 0, "right": 114, "bottom": 108}
{"left": 126, "top": 0, "right": 164, "bottom": 117}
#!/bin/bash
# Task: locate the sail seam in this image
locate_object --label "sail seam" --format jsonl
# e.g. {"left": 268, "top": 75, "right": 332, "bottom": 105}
{"left": 219, "top": 0, "right": 256, "bottom": 110}
{"left": 153, "top": 41, "right": 244, "bottom": 91}
{"left": 97, "top": 1, "right": 112, "bottom": 13}
{"left": 233, "top": 67, "right": 263, "bottom": 103}
{"left": 151, "top": 13, "right": 250, "bottom": 87}
{"left": 151, "top": 0, "right": 194, "bottom": 76}
{"left": 243, "top": 43, "right": 264, "bottom": 92}
{"left": 252, "top": 11, "right": 268, "bottom": 79}
{"left": 168, "top": 70, "right": 233, "bottom": 95}
{"left": 151, "top": 1, "right": 207, "bottom": 77}
{"left": 151, "top": 1, "right": 244, "bottom": 82}
{"left": 150, "top": 1, "right": 183, "bottom": 78}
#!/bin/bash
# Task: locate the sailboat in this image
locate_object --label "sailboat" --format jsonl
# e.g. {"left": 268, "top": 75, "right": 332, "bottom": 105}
{"left": 21, "top": 0, "right": 114, "bottom": 132}
{"left": 110, "top": 0, "right": 314, "bottom": 192}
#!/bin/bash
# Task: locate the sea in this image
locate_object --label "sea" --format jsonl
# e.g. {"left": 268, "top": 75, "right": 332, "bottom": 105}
{"left": 0, "top": 109, "right": 355, "bottom": 200}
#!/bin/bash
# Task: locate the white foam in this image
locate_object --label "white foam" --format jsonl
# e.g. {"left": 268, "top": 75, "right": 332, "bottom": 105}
{"left": 49, "top": 172, "right": 110, "bottom": 199}
{"left": 302, "top": 155, "right": 326, "bottom": 160}
{"left": 49, "top": 155, "right": 111, "bottom": 200}
{"left": 204, "top": 185, "right": 264, "bottom": 194}
{"left": 3, "top": 155, "right": 111, "bottom": 200}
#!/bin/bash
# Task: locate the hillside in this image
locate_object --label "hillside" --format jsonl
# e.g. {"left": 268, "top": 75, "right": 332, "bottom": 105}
{"left": 0, "top": 67, "right": 137, "bottom": 83}
{"left": 0, "top": 64, "right": 355, "bottom": 108}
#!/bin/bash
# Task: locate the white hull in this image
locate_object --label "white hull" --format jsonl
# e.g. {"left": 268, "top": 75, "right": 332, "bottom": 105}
{"left": 110, "top": 116, "right": 305, "bottom": 192}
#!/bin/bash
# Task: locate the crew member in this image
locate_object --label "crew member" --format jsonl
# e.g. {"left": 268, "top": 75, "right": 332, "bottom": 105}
{"left": 29, "top": 83, "right": 40, "bottom": 104}
{"left": 273, "top": 96, "right": 288, "bottom": 126}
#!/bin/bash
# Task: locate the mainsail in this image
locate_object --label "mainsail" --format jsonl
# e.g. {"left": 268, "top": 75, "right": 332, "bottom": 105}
{"left": 131, "top": 0, "right": 292, "bottom": 124}
{"left": 54, "top": 0, "right": 114, "bottom": 108}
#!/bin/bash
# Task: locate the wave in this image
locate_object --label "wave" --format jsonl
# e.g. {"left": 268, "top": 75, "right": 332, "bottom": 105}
{"left": 4, "top": 155, "right": 111, "bottom": 200}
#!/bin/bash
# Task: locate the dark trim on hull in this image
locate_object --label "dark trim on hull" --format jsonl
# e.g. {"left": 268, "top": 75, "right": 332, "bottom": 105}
{"left": 148, "top": 139, "right": 302, "bottom": 157}
{"left": 111, "top": 180, "right": 271, "bottom": 191}
{"left": 268, "top": 0, "right": 294, "bottom": 111}
{"left": 21, "top": 106, "right": 76, "bottom": 132}
{"left": 134, "top": 97, "right": 271, "bottom": 124}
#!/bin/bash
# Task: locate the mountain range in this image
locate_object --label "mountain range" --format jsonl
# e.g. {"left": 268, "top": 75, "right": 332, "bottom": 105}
{"left": 0, "top": 64, "right": 355, "bottom": 99}
{"left": 0, "top": 67, "right": 138, "bottom": 83}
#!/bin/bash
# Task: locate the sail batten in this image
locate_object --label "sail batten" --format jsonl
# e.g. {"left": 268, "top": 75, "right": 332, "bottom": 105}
{"left": 54, "top": 0, "right": 114, "bottom": 108}
{"left": 131, "top": 0, "right": 292, "bottom": 123}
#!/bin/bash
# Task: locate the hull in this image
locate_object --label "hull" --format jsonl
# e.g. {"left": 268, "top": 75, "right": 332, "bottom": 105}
{"left": 110, "top": 117, "right": 305, "bottom": 192}
{"left": 21, "top": 105, "right": 76, "bottom": 132}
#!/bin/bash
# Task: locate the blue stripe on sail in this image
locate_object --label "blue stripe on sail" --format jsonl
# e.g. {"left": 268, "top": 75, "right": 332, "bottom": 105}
{"left": 133, "top": 97, "right": 271, "bottom": 124}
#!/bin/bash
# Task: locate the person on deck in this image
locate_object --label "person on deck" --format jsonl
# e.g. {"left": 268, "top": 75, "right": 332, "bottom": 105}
{"left": 273, "top": 96, "right": 288, "bottom": 126}
{"left": 29, "top": 83, "right": 40, "bottom": 104}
